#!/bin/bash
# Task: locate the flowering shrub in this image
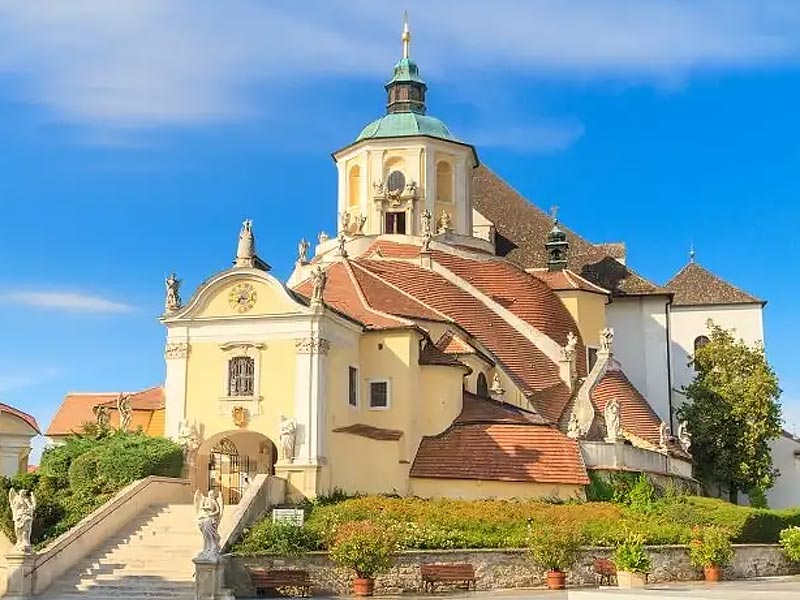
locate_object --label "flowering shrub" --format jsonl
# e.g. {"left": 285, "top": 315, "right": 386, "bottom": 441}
{"left": 328, "top": 520, "right": 398, "bottom": 578}
{"left": 613, "top": 534, "right": 651, "bottom": 574}
{"left": 779, "top": 527, "right": 800, "bottom": 563}
{"left": 688, "top": 526, "right": 734, "bottom": 568}
{"left": 528, "top": 521, "right": 584, "bottom": 571}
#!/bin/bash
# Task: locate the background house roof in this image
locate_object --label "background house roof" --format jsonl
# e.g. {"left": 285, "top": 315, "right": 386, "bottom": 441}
{"left": 665, "top": 261, "right": 763, "bottom": 306}
{"left": 0, "top": 402, "right": 40, "bottom": 434}
{"left": 47, "top": 386, "right": 164, "bottom": 436}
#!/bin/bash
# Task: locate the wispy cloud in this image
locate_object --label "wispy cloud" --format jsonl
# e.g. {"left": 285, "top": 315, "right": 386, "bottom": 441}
{"left": 0, "top": 0, "right": 797, "bottom": 134}
{"left": 0, "top": 368, "right": 60, "bottom": 393}
{"left": 0, "top": 291, "right": 134, "bottom": 314}
{"left": 463, "top": 120, "right": 586, "bottom": 154}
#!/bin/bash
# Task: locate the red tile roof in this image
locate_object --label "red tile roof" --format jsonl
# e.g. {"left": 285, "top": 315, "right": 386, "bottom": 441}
{"left": 0, "top": 402, "right": 40, "bottom": 433}
{"left": 419, "top": 340, "right": 468, "bottom": 369}
{"left": 411, "top": 394, "right": 588, "bottom": 484}
{"left": 435, "top": 330, "right": 477, "bottom": 355}
{"left": 332, "top": 423, "right": 404, "bottom": 441}
{"left": 590, "top": 369, "right": 662, "bottom": 446}
{"left": 47, "top": 386, "right": 164, "bottom": 436}
{"left": 294, "top": 262, "right": 410, "bottom": 330}
{"left": 530, "top": 269, "right": 610, "bottom": 295}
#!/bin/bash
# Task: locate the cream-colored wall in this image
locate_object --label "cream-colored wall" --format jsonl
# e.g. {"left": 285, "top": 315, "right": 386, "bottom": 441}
{"left": 184, "top": 339, "right": 297, "bottom": 445}
{"left": 556, "top": 291, "right": 607, "bottom": 348}
{"left": 195, "top": 278, "right": 301, "bottom": 319}
{"left": 410, "top": 477, "right": 585, "bottom": 501}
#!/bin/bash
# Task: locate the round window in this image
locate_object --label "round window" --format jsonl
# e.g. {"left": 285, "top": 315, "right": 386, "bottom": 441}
{"left": 387, "top": 170, "right": 406, "bottom": 193}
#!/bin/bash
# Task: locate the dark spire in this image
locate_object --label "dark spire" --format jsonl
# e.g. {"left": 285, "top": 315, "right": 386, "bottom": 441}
{"left": 385, "top": 14, "right": 427, "bottom": 115}
{"left": 546, "top": 206, "right": 568, "bottom": 272}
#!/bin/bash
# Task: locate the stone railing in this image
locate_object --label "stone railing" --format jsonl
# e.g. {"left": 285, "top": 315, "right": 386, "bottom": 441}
{"left": 226, "top": 544, "right": 797, "bottom": 596}
{"left": 7, "top": 476, "right": 191, "bottom": 597}
{"left": 580, "top": 441, "right": 693, "bottom": 479}
{"left": 220, "top": 474, "right": 286, "bottom": 552}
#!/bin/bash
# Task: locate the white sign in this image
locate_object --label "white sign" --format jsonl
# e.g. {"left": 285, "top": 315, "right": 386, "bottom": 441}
{"left": 272, "top": 508, "right": 305, "bottom": 526}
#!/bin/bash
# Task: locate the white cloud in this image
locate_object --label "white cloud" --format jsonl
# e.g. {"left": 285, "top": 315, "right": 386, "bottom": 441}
{"left": 0, "top": 1, "right": 797, "bottom": 133}
{"left": 0, "top": 368, "right": 60, "bottom": 393}
{"left": 463, "top": 119, "right": 586, "bottom": 153}
{"left": 0, "top": 292, "right": 134, "bottom": 314}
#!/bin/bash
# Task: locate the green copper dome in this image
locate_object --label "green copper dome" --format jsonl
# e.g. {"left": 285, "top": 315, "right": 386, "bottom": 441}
{"left": 356, "top": 112, "right": 456, "bottom": 142}
{"left": 388, "top": 57, "right": 426, "bottom": 85}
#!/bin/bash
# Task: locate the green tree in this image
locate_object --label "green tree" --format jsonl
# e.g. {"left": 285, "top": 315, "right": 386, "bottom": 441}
{"left": 678, "top": 321, "right": 781, "bottom": 504}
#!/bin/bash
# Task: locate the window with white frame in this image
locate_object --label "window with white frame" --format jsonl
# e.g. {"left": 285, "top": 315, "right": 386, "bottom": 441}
{"left": 228, "top": 356, "right": 255, "bottom": 396}
{"left": 348, "top": 366, "right": 359, "bottom": 407}
{"left": 368, "top": 379, "right": 390, "bottom": 409}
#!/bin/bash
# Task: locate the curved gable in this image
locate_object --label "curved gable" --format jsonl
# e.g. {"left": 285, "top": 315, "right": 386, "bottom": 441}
{"left": 168, "top": 269, "right": 307, "bottom": 321}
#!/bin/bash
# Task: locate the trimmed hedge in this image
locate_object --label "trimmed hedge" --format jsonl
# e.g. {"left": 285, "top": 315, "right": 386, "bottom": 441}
{"left": 234, "top": 495, "right": 800, "bottom": 556}
{"left": 0, "top": 431, "right": 183, "bottom": 548}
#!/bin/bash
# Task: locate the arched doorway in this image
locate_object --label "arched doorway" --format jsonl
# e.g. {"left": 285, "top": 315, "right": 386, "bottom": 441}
{"left": 196, "top": 430, "right": 276, "bottom": 504}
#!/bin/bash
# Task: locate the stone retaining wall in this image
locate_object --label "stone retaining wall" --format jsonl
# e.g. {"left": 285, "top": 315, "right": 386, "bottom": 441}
{"left": 226, "top": 545, "right": 797, "bottom": 597}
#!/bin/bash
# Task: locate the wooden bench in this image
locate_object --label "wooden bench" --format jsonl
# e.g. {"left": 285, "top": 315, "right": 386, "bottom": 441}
{"left": 593, "top": 558, "right": 617, "bottom": 586}
{"left": 248, "top": 568, "right": 313, "bottom": 597}
{"left": 420, "top": 564, "right": 477, "bottom": 592}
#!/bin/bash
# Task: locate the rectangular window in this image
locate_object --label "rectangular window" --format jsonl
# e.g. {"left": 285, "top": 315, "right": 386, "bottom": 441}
{"left": 384, "top": 212, "right": 406, "bottom": 234}
{"left": 228, "top": 356, "right": 255, "bottom": 396}
{"left": 348, "top": 366, "right": 358, "bottom": 407}
{"left": 587, "top": 347, "right": 599, "bottom": 372}
{"left": 369, "top": 380, "right": 390, "bottom": 409}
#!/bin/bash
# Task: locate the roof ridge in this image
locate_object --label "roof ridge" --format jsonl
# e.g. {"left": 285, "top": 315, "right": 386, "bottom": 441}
{"left": 342, "top": 261, "right": 413, "bottom": 328}
{"left": 350, "top": 259, "right": 452, "bottom": 323}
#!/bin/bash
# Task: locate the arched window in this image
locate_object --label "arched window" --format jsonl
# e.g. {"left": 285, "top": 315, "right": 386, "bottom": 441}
{"left": 477, "top": 373, "right": 489, "bottom": 398}
{"left": 387, "top": 170, "right": 406, "bottom": 193}
{"left": 694, "top": 335, "right": 710, "bottom": 354}
{"left": 436, "top": 161, "right": 453, "bottom": 203}
{"left": 228, "top": 356, "right": 255, "bottom": 396}
{"left": 348, "top": 165, "right": 361, "bottom": 208}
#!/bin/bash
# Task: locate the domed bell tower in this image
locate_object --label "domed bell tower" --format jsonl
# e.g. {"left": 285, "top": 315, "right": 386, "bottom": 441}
{"left": 331, "top": 16, "right": 479, "bottom": 242}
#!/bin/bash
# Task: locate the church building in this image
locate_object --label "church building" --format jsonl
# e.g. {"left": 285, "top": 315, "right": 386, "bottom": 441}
{"left": 158, "top": 22, "right": 701, "bottom": 503}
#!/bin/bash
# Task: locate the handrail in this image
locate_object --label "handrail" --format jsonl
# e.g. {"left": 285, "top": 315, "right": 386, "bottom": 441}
{"left": 31, "top": 476, "right": 189, "bottom": 573}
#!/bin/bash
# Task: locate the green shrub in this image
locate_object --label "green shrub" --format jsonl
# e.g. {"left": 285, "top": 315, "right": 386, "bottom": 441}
{"left": 779, "top": 527, "right": 800, "bottom": 563}
{"left": 613, "top": 534, "right": 652, "bottom": 574}
{"left": 233, "top": 521, "right": 322, "bottom": 556}
{"left": 328, "top": 520, "right": 398, "bottom": 578}
{"left": 528, "top": 521, "right": 584, "bottom": 571}
{"left": 688, "top": 526, "right": 734, "bottom": 568}
{"left": 586, "top": 472, "right": 614, "bottom": 502}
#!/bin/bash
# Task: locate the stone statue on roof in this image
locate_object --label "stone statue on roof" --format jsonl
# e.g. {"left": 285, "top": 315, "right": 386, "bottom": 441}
{"left": 567, "top": 411, "right": 583, "bottom": 439}
{"left": 117, "top": 393, "right": 133, "bottom": 432}
{"left": 599, "top": 327, "right": 614, "bottom": 353}
{"left": 165, "top": 273, "right": 182, "bottom": 313}
{"left": 420, "top": 209, "right": 433, "bottom": 253}
{"left": 235, "top": 219, "right": 256, "bottom": 268}
{"left": 437, "top": 211, "right": 452, "bottom": 234}
{"left": 310, "top": 266, "right": 327, "bottom": 306}
{"left": 604, "top": 398, "right": 623, "bottom": 441}
{"left": 339, "top": 211, "right": 351, "bottom": 234}
{"left": 659, "top": 422, "right": 671, "bottom": 449}
{"left": 356, "top": 214, "right": 367, "bottom": 235}
{"left": 318, "top": 231, "right": 329, "bottom": 244}
{"left": 337, "top": 232, "right": 348, "bottom": 258}
{"left": 561, "top": 331, "right": 578, "bottom": 362}
{"left": 297, "top": 238, "right": 310, "bottom": 264}
{"left": 677, "top": 420, "right": 692, "bottom": 453}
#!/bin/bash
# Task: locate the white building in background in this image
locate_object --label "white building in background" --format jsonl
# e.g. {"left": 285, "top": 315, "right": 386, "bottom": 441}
{"left": 0, "top": 402, "right": 39, "bottom": 476}
{"left": 471, "top": 168, "right": 798, "bottom": 508}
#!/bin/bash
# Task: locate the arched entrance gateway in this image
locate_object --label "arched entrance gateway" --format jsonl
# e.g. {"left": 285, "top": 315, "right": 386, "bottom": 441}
{"left": 195, "top": 430, "right": 276, "bottom": 504}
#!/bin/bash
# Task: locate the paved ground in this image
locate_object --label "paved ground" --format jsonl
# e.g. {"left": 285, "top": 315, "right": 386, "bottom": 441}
{"left": 255, "top": 576, "right": 800, "bottom": 600}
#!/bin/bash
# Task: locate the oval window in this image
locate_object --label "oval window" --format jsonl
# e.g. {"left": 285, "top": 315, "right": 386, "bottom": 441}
{"left": 387, "top": 170, "right": 406, "bottom": 193}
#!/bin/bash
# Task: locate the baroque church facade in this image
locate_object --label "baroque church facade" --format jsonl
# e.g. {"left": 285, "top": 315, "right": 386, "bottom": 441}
{"left": 51, "top": 22, "right": 794, "bottom": 507}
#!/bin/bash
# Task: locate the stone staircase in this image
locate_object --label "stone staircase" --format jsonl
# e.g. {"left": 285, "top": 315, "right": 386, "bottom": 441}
{"left": 41, "top": 502, "right": 237, "bottom": 599}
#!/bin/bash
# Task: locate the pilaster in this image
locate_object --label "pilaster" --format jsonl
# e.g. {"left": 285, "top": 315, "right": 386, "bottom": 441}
{"left": 164, "top": 341, "right": 190, "bottom": 439}
{"left": 293, "top": 335, "right": 330, "bottom": 467}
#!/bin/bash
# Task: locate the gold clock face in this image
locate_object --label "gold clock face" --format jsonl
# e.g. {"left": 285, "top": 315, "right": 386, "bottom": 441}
{"left": 228, "top": 283, "right": 257, "bottom": 313}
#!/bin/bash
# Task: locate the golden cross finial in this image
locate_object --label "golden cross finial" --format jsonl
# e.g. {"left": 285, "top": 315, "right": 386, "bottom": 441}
{"left": 402, "top": 11, "right": 411, "bottom": 59}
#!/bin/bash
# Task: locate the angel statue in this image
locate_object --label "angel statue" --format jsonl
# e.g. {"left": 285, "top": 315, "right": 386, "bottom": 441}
{"left": 297, "top": 238, "right": 310, "bottom": 264}
{"left": 279, "top": 416, "right": 297, "bottom": 462}
{"left": 165, "top": 272, "right": 182, "bottom": 313}
{"left": 194, "top": 489, "right": 224, "bottom": 561}
{"left": 9, "top": 489, "right": 36, "bottom": 553}
{"left": 604, "top": 398, "right": 622, "bottom": 441}
{"left": 677, "top": 420, "right": 693, "bottom": 453}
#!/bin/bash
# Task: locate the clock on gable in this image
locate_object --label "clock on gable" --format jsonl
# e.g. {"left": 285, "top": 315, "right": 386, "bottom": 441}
{"left": 228, "top": 283, "right": 257, "bottom": 313}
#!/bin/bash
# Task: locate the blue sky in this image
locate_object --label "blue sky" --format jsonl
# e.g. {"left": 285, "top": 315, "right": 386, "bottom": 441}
{"left": 1, "top": 1, "right": 799, "bottom": 463}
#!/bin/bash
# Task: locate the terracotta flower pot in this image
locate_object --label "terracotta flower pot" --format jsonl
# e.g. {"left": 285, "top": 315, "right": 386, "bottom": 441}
{"left": 546, "top": 569, "right": 566, "bottom": 590}
{"left": 353, "top": 577, "right": 375, "bottom": 597}
{"left": 617, "top": 571, "right": 647, "bottom": 589}
{"left": 704, "top": 565, "right": 721, "bottom": 582}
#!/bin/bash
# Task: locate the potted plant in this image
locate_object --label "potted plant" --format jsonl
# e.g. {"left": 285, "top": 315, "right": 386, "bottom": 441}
{"left": 528, "top": 523, "right": 584, "bottom": 590}
{"left": 613, "top": 534, "right": 651, "bottom": 589}
{"left": 688, "top": 526, "right": 733, "bottom": 582}
{"left": 329, "top": 520, "right": 398, "bottom": 596}
{"left": 779, "top": 526, "right": 800, "bottom": 564}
